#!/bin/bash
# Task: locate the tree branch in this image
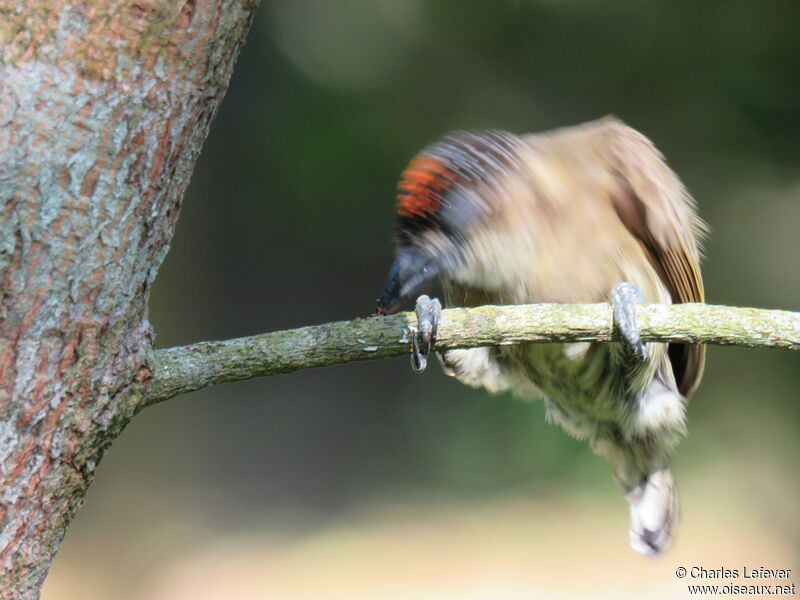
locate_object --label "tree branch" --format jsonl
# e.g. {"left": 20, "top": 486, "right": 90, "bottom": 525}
{"left": 143, "top": 303, "right": 800, "bottom": 405}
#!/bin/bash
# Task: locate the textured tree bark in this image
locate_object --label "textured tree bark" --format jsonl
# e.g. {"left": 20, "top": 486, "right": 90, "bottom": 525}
{"left": 0, "top": 1, "right": 260, "bottom": 596}
{"left": 1, "top": 2, "right": 797, "bottom": 598}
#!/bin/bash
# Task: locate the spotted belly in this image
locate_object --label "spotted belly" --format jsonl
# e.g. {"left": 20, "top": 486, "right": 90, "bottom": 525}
{"left": 495, "top": 341, "right": 632, "bottom": 440}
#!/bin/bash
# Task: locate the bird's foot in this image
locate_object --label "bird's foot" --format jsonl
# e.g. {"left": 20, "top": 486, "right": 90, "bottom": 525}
{"left": 611, "top": 282, "right": 648, "bottom": 362}
{"left": 410, "top": 294, "right": 441, "bottom": 373}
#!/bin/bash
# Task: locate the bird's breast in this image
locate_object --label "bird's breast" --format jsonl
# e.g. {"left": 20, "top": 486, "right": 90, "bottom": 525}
{"left": 498, "top": 341, "right": 627, "bottom": 423}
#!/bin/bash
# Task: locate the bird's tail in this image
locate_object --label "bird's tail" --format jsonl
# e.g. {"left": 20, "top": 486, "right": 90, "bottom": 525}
{"left": 625, "top": 468, "right": 678, "bottom": 557}
{"left": 595, "top": 435, "right": 679, "bottom": 556}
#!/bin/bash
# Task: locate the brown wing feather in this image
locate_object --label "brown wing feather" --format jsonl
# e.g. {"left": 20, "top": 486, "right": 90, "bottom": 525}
{"left": 603, "top": 120, "right": 707, "bottom": 399}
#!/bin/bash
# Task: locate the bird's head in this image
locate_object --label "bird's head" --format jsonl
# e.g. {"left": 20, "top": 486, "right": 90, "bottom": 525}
{"left": 375, "top": 130, "right": 527, "bottom": 315}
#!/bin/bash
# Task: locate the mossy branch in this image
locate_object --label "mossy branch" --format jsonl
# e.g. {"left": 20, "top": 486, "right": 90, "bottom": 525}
{"left": 143, "top": 303, "right": 800, "bottom": 406}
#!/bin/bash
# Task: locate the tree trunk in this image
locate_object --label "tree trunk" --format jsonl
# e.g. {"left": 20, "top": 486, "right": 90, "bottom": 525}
{"left": 0, "top": 1, "right": 260, "bottom": 596}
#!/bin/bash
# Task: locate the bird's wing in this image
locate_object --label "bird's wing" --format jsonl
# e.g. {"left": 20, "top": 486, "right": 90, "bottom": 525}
{"left": 603, "top": 119, "right": 707, "bottom": 399}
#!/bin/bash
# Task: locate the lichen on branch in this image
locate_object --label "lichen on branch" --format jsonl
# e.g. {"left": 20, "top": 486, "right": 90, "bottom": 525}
{"left": 143, "top": 302, "right": 800, "bottom": 406}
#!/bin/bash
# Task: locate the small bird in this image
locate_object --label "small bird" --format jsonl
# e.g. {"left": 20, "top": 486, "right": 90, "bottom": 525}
{"left": 375, "top": 117, "right": 706, "bottom": 556}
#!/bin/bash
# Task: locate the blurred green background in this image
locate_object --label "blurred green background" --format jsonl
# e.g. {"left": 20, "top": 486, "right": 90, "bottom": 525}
{"left": 46, "top": 1, "right": 799, "bottom": 598}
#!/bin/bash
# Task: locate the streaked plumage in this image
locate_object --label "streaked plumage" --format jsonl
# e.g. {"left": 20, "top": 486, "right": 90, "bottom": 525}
{"left": 377, "top": 117, "right": 706, "bottom": 555}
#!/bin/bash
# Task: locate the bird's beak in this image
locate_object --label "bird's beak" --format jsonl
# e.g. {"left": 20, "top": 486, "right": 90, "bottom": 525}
{"left": 375, "top": 247, "right": 442, "bottom": 315}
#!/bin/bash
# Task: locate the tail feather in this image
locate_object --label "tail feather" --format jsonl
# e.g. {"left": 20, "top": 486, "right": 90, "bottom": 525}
{"left": 626, "top": 469, "right": 678, "bottom": 556}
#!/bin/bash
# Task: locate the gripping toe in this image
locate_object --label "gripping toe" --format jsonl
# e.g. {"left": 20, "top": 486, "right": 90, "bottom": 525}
{"left": 410, "top": 295, "right": 441, "bottom": 373}
{"left": 611, "top": 282, "right": 648, "bottom": 362}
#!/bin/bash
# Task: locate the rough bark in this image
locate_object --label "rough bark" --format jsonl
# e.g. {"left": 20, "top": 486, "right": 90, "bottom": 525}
{"left": 0, "top": 1, "right": 260, "bottom": 596}
{"left": 0, "top": 2, "right": 797, "bottom": 598}
{"left": 144, "top": 302, "right": 800, "bottom": 405}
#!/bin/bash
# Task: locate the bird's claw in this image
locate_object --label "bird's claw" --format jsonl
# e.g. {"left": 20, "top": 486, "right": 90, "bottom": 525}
{"left": 410, "top": 294, "right": 441, "bottom": 373}
{"left": 612, "top": 282, "right": 648, "bottom": 362}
